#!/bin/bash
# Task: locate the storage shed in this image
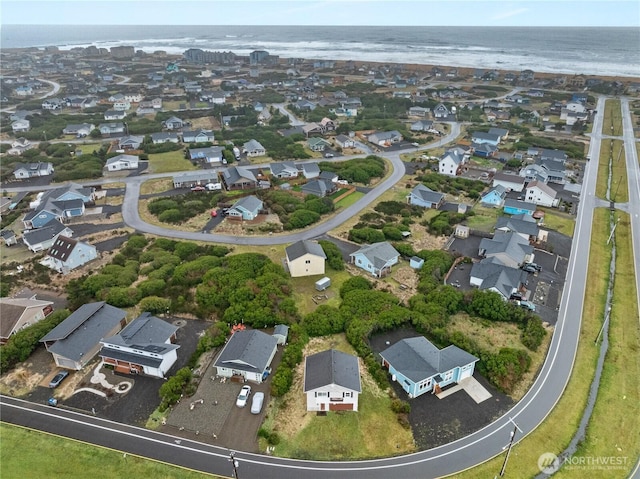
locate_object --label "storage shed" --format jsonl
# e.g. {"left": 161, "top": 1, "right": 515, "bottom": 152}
{"left": 410, "top": 256, "right": 424, "bottom": 269}
{"left": 315, "top": 277, "right": 331, "bottom": 291}
{"left": 273, "top": 324, "right": 289, "bottom": 345}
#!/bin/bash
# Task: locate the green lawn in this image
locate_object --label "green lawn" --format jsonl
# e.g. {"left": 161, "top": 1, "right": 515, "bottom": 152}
{"left": 0, "top": 424, "right": 219, "bottom": 479}
{"left": 602, "top": 99, "right": 623, "bottom": 136}
{"left": 467, "top": 204, "right": 502, "bottom": 231}
{"left": 147, "top": 151, "right": 197, "bottom": 174}
{"left": 539, "top": 208, "right": 576, "bottom": 237}
{"left": 335, "top": 190, "right": 364, "bottom": 209}
{"left": 609, "top": 140, "right": 628, "bottom": 203}
{"left": 292, "top": 269, "right": 351, "bottom": 316}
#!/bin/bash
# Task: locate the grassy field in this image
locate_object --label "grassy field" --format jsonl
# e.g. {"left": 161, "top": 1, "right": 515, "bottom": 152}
{"left": 335, "top": 190, "right": 364, "bottom": 209}
{"left": 595, "top": 142, "right": 609, "bottom": 199}
{"left": 291, "top": 269, "right": 351, "bottom": 316}
{"left": 609, "top": 140, "right": 628, "bottom": 203}
{"left": 602, "top": 98, "right": 623, "bottom": 136}
{"left": 539, "top": 208, "right": 576, "bottom": 237}
{"left": 453, "top": 207, "right": 611, "bottom": 478}
{"left": 554, "top": 211, "right": 640, "bottom": 478}
{"left": 266, "top": 334, "right": 415, "bottom": 460}
{"left": 139, "top": 178, "right": 174, "bottom": 195}
{"left": 147, "top": 151, "right": 197, "bottom": 174}
{"left": 0, "top": 424, "right": 218, "bottom": 479}
{"left": 467, "top": 204, "right": 502, "bottom": 231}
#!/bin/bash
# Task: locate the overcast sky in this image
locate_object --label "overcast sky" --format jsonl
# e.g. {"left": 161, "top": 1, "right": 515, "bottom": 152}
{"left": 1, "top": 0, "right": 639, "bottom": 27}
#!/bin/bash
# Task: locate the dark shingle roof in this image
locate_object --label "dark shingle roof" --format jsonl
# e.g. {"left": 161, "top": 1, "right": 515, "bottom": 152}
{"left": 214, "top": 329, "right": 278, "bottom": 374}
{"left": 303, "top": 349, "right": 361, "bottom": 392}
{"left": 47, "top": 235, "right": 78, "bottom": 261}
{"left": 0, "top": 298, "right": 54, "bottom": 339}
{"left": 410, "top": 184, "right": 444, "bottom": 204}
{"left": 286, "top": 240, "right": 327, "bottom": 261}
{"left": 22, "top": 220, "right": 70, "bottom": 246}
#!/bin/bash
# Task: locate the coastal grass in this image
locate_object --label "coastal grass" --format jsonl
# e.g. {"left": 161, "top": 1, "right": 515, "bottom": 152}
{"left": 554, "top": 211, "right": 640, "bottom": 478}
{"left": 291, "top": 269, "right": 351, "bottom": 316}
{"left": 0, "top": 424, "right": 217, "bottom": 479}
{"left": 467, "top": 204, "right": 502, "bottom": 231}
{"left": 602, "top": 99, "right": 623, "bottom": 136}
{"left": 609, "top": 140, "right": 628, "bottom": 203}
{"left": 139, "top": 178, "right": 173, "bottom": 195}
{"left": 335, "top": 190, "right": 364, "bottom": 209}
{"left": 539, "top": 207, "right": 576, "bottom": 237}
{"left": 147, "top": 151, "right": 197, "bottom": 174}
{"left": 453, "top": 208, "right": 610, "bottom": 479}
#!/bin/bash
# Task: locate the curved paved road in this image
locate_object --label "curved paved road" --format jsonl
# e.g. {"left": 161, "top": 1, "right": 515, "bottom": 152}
{"left": 0, "top": 102, "right": 608, "bottom": 478}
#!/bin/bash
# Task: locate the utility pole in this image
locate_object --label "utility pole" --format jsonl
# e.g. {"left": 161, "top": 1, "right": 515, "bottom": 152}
{"left": 229, "top": 451, "right": 240, "bottom": 478}
{"left": 496, "top": 418, "right": 523, "bottom": 478}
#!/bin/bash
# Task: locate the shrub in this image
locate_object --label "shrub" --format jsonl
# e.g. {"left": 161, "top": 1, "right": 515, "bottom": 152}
{"left": 318, "top": 240, "right": 344, "bottom": 271}
{"left": 390, "top": 398, "right": 411, "bottom": 414}
{"left": 339, "top": 276, "right": 373, "bottom": 299}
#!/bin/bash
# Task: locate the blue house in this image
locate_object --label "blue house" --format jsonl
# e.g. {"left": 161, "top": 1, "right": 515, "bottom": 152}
{"left": 380, "top": 337, "right": 479, "bottom": 399}
{"left": 227, "top": 195, "right": 263, "bottom": 220}
{"left": 472, "top": 142, "right": 498, "bottom": 158}
{"left": 349, "top": 242, "right": 400, "bottom": 278}
{"left": 189, "top": 146, "right": 224, "bottom": 164}
{"left": 481, "top": 185, "right": 507, "bottom": 208}
{"left": 23, "top": 184, "right": 94, "bottom": 229}
{"left": 503, "top": 198, "right": 536, "bottom": 216}
{"left": 471, "top": 131, "right": 500, "bottom": 146}
{"left": 407, "top": 184, "right": 444, "bottom": 209}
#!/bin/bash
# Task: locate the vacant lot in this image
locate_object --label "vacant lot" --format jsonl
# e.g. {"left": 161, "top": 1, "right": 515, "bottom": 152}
{"left": 147, "top": 151, "right": 197, "bottom": 173}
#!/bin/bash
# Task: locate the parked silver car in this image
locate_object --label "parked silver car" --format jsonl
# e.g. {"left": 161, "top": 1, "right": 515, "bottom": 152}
{"left": 251, "top": 392, "right": 265, "bottom": 414}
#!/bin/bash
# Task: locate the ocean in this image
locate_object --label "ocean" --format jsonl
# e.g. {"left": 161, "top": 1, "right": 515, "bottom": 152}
{"left": 1, "top": 25, "right": 638, "bottom": 77}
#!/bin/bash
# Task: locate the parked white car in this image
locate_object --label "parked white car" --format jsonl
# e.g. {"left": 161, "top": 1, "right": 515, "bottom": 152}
{"left": 251, "top": 392, "right": 265, "bottom": 414}
{"left": 236, "top": 385, "right": 251, "bottom": 408}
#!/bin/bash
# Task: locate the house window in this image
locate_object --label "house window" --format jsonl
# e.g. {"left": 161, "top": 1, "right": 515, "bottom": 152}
{"left": 305, "top": 260, "right": 311, "bottom": 264}
{"left": 443, "top": 370, "right": 454, "bottom": 381}
{"left": 343, "top": 392, "right": 352, "bottom": 398}
{"left": 315, "top": 391, "right": 327, "bottom": 397}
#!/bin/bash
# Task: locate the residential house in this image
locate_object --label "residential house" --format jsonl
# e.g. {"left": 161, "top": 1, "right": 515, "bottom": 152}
{"left": 472, "top": 142, "right": 498, "bottom": 158}
{"left": 8, "top": 138, "right": 36, "bottom": 156}
{"left": 150, "top": 132, "right": 180, "bottom": 144}
{"left": 481, "top": 185, "right": 508, "bottom": 208}
{"left": 41, "top": 302, "right": 127, "bottom": 370}
{"left": 335, "top": 134, "right": 355, "bottom": 149}
{"left": 0, "top": 229, "right": 17, "bottom": 246}
{"left": 410, "top": 120, "right": 434, "bottom": 132}
{"left": 318, "top": 171, "right": 339, "bottom": 183}
{"left": 294, "top": 99, "right": 317, "bottom": 111}
{"left": 304, "top": 349, "right": 361, "bottom": 411}
{"left": 118, "top": 135, "right": 144, "bottom": 150}
{"left": 379, "top": 336, "right": 479, "bottom": 398}
{"left": 104, "top": 110, "right": 126, "bottom": 121}
{"left": 408, "top": 106, "right": 430, "bottom": 117}
{"left": 23, "top": 183, "right": 94, "bottom": 230}
{"left": 535, "top": 158, "right": 566, "bottom": 184}
{"left": 63, "top": 123, "right": 95, "bottom": 137}
{"left": 307, "top": 137, "right": 331, "bottom": 152}
{"left": 349, "top": 242, "right": 400, "bottom": 278}
{"left": 41, "top": 235, "right": 98, "bottom": 274}
{"left": 495, "top": 214, "right": 541, "bottom": 242}
{"left": 172, "top": 171, "right": 220, "bottom": 188}
{"left": 220, "top": 166, "right": 258, "bottom": 190}
{"left": 368, "top": 130, "right": 403, "bottom": 146}
{"left": 163, "top": 116, "right": 184, "bottom": 130}
{"left": 124, "top": 93, "right": 143, "bottom": 103}
{"left": 113, "top": 100, "right": 131, "bottom": 111}
{"left": 407, "top": 184, "right": 444, "bottom": 209}
{"left": 22, "top": 220, "right": 74, "bottom": 252}
{"left": 214, "top": 329, "right": 278, "bottom": 383}
{"left": 470, "top": 257, "right": 527, "bottom": 300}
{"left": 492, "top": 172, "right": 525, "bottom": 192}
{"left": 285, "top": 240, "right": 327, "bottom": 277}
{"left": 99, "top": 122, "right": 126, "bottom": 136}
{"left": 243, "top": 139, "right": 266, "bottom": 157}
{"left": 189, "top": 146, "right": 224, "bottom": 164}
{"left": 525, "top": 180, "right": 559, "bottom": 207}
{"left": 0, "top": 297, "right": 54, "bottom": 344}
{"left": 99, "top": 313, "right": 179, "bottom": 378}
{"left": 270, "top": 161, "right": 299, "bottom": 179}
{"left": 11, "top": 119, "right": 31, "bottom": 133}
{"left": 303, "top": 123, "right": 325, "bottom": 137}
{"left": 42, "top": 98, "right": 65, "bottom": 110}
{"left": 227, "top": 195, "right": 263, "bottom": 220}
{"left": 13, "top": 162, "right": 54, "bottom": 180}
{"left": 319, "top": 117, "right": 336, "bottom": 132}
{"left": 300, "top": 179, "right": 336, "bottom": 198}
{"left": 200, "top": 91, "right": 226, "bottom": 104}
{"left": 433, "top": 103, "right": 450, "bottom": 119}
{"left": 503, "top": 199, "right": 537, "bottom": 216}
{"left": 106, "top": 154, "right": 139, "bottom": 171}
{"left": 439, "top": 149, "right": 468, "bottom": 177}
{"left": 519, "top": 164, "right": 550, "bottom": 184}
{"left": 488, "top": 127, "right": 509, "bottom": 142}
{"left": 182, "top": 129, "right": 215, "bottom": 143}
{"left": 301, "top": 163, "right": 321, "bottom": 179}
{"left": 479, "top": 231, "right": 535, "bottom": 268}
{"left": 471, "top": 131, "right": 501, "bottom": 146}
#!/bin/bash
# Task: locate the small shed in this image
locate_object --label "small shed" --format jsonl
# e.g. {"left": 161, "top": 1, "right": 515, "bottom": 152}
{"left": 315, "top": 277, "right": 331, "bottom": 291}
{"left": 410, "top": 256, "right": 424, "bottom": 269}
{"left": 273, "top": 324, "right": 289, "bottom": 345}
{"left": 455, "top": 225, "right": 470, "bottom": 239}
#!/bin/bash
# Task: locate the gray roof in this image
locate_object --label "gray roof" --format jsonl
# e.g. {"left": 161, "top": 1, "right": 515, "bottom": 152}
{"left": 504, "top": 198, "right": 537, "bottom": 211}
{"left": 493, "top": 172, "right": 525, "bottom": 185}
{"left": 302, "top": 163, "right": 320, "bottom": 174}
{"left": 301, "top": 179, "right": 333, "bottom": 197}
{"left": 441, "top": 149, "right": 465, "bottom": 166}
{"left": 273, "top": 324, "right": 289, "bottom": 338}
{"left": 0, "top": 297, "right": 54, "bottom": 340}
{"left": 101, "top": 312, "right": 179, "bottom": 356}
{"left": 410, "top": 184, "right": 444, "bottom": 204}
{"left": 488, "top": 127, "right": 509, "bottom": 137}
{"left": 270, "top": 161, "right": 298, "bottom": 176}
{"left": 173, "top": 171, "right": 219, "bottom": 184}
{"left": 41, "top": 302, "right": 126, "bottom": 363}
{"left": 350, "top": 241, "right": 400, "bottom": 270}
{"left": 368, "top": 130, "right": 401, "bottom": 142}
{"left": 495, "top": 215, "right": 539, "bottom": 237}
{"left": 479, "top": 231, "right": 534, "bottom": 262}
{"left": 214, "top": 329, "right": 278, "bottom": 374}
{"left": 286, "top": 240, "right": 327, "bottom": 261}
{"left": 98, "top": 347, "right": 163, "bottom": 368}
{"left": 243, "top": 139, "right": 265, "bottom": 152}
{"left": 379, "top": 337, "right": 478, "bottom": 383}
{"left": 151, "top": 132, "right": 179, "bottom": 141}
{"left": 106, "top": 154, "right": 139, "bottom": 166}
{"left": 231, "top": 195, "right": 263, "bottom": 213}
{"left": 221, "top": 166, "right": 257, "bottom": 185}
{"left": 22, "top": 220, "right": 70, "bottom": 246}
{"left": 472, "top": 131, "right": 501, "bottom": 142}
{"left": 471, "top": 257, "right": 526, "bottom": 298}
{"left": 303, "top": 349, "right": 361, "bottom": 392}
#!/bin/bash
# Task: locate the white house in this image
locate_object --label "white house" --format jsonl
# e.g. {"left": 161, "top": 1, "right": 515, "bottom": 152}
{"left": 492, "top": 172, "right": 525, "bottom": 193}
{"left": 105, "top": 154, "right": 139, "bottom": 171}
{"left": 11, "top": 119, "right": 31, "bottom": 133}
{"left": 243, "top": 139, "right": 266, "bottom": 157}
{"left": 304, "top": 349, "right": 361, "bottom": 412}
{"left": 99, "top": 312, "right": 179, "bottom": 378}
{"left": 525, "top": 180, "right": 559, "bottom": 207}
{"left": 439, "top": 149, "right": 467, "bottom": 177}
{"left": 0, "top": 297, "right": 54, "bottom": 345}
